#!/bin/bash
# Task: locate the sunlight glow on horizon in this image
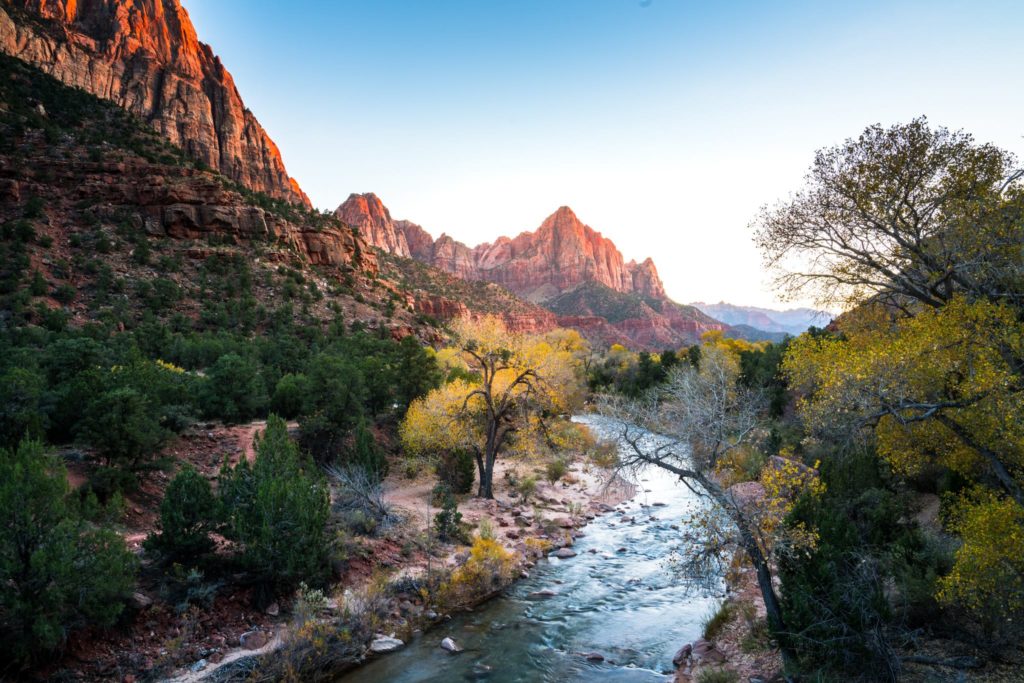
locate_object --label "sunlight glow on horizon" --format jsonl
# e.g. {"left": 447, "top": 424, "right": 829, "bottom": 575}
{"left": 184, "top": 0, "right": 1024, "bottom": 309}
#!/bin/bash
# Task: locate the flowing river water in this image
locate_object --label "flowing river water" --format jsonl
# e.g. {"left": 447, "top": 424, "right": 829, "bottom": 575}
{"left": 339, "top": 415, "right": 722, "bottom": 683}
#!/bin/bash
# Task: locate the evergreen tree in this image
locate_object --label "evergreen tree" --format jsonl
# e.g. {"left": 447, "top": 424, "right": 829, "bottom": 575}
{"left": 0, "top": 439, "right": 136, "bottom": 664}
{"left": 220, "top": 416, "right": 329, "bottom": 602}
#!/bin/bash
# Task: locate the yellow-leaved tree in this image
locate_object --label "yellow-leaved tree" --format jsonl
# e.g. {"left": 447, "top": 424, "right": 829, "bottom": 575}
{"left": 758, "top": 117, "right": 1024, "bottom": 634}
{"left": 400, "top": 316, "right": 585, "bottom": 498}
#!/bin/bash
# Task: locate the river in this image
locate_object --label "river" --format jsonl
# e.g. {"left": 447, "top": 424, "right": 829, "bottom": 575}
{"left": 338, "top": 415, "right": 722, "bottom": 683}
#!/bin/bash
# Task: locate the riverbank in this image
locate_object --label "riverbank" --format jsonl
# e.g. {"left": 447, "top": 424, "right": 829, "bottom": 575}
{"left": 167, "top": 454, "right": 638, "bottom": 682}
{"left": 672, "top": 563, "right": 782, "bottom": 683}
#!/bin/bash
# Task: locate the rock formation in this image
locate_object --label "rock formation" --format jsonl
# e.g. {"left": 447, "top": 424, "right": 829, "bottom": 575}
{"left": 335, "top": 196, "right": 668, "bottom": 302}
{"left": 0, "top": 0, "right": 309, "bottom": 205}
{"left": 335, "top": 192, "right": 411, "bottom": 257}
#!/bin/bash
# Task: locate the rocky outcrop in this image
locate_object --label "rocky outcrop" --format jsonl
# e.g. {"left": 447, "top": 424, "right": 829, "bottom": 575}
{"left": 1, "top": 155, "right": 371, "bottom": 272}
{"left": 396, "top": 219, "right": 434, "bottom": 262}
{"left": 336, "top": 193, "right": 410, "bottom": 257}
{"left": 0, "top": 0, "right": 309, "bottom": 205}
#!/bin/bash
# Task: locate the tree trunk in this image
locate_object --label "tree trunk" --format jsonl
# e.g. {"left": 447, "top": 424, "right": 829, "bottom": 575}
{"left": 472, "top": 448, "right": 486, "bottom": 498}
{"left": 700, "top": 473, "right": 798, "bottom": 674}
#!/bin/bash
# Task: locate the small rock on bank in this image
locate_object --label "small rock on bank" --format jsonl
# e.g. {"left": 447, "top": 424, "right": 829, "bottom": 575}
{"left": 369, "top": 635, "right": 405, "bottom": 654}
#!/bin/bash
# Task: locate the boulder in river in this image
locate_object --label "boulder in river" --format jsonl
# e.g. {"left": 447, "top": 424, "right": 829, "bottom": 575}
{"left": 441, "top": 636, "right": 463, "bottom": 653}
{"left": 554, "top": 548, "right": 577, "bottom": 559}
{"left": 370, "top": 635, "right": 405, "bottom": 654}
{"left": 527, "top": 589, "right": 558, "bottom": 599}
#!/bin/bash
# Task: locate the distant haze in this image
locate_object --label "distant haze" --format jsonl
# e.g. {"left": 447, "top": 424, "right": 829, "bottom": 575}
{"left": 185, "top": 0, "right": 1024, "bottom": 308}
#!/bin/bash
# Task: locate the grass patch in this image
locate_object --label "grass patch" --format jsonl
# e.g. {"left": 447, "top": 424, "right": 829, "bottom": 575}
{"left": 695, "top": 669, "right": 739, "bottom": 683}
{"left": 701, "top": 600, "right": 736, "bottom": 641}
{"left": 740, "top": 617, "right": 772, "bottom": 653}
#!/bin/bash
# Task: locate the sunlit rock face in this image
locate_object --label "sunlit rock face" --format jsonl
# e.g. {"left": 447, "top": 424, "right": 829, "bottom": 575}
{"left": 333, "top": 199, "right": 668, "bottom": 302}
{"left": 335, "top": 192, "right": 412, "bottom": 257}
{"left": 1, "top": 0, "right": 310, "bottom": 205}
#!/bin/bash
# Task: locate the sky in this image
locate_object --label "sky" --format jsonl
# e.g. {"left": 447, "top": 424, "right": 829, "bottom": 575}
{"left": 184, "top": 0, "right": 1024, "bottom": 309}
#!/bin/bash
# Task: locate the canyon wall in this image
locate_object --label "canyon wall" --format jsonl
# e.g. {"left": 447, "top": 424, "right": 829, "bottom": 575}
{"left": 0, "top": 0, "right": 309, "bottom": 205}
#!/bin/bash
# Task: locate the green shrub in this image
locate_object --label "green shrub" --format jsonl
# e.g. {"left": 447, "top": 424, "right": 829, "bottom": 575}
{"left": 298, "top": 354, "right": 366, "bottom": 463}
{"left": 346, "top": 418, "right": 388, "bottom": 481}
{"left": 437, "top": 449, "right": 475, "bottom": 495}
{"left": 220, "top": 416, "right": 329, "bottom": 602}
{"left": 145, "top": 464, "right": 219, "bottom": 560}
{"left": 53, "top": 282, "right": 75, "bottom": 304}
{"left": 201, "top": 353, "right": 267, "bottom": 423}
{"left": 28, "top": 269, "right": 47, "bottom": 296}
{"left": 702, "top": 600, "right": 735, "bottom": 640}
{"left": 23, "top": 195, "right": 45, "bottom": 219}
{"left": 0, "top": 439, "right": 136, "bottom": 664}
{"left": 515, "top": 474, "right": 537, "bottom": 504}
{"left": 545, "top": 457, "right": 568, "bottom": 484}
{"left": 75, "top": 386, "right": 169, "bottom": 473}
{"left": 270, "top": 372, "right": 309, "bottom": 419}
{"left": 433, "top": 485, "right": 463, "bottom": 542}
{"left": 0, "top": 365, "right": 48, "bottom": 449}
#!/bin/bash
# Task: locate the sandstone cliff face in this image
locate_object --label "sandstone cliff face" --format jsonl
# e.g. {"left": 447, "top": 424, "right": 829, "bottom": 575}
{"left": 0, "top": 0, "right": 309, "bottom": 205}
{"left": 335, "top": 193, "right": 411, "bottom": 257}
{"left": 1, "top": 155, "right": 372, "bottom": 273}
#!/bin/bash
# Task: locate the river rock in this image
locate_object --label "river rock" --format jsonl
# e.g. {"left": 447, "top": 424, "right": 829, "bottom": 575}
{"left": 190, "top": 659, "right": 207, "bottom": 672}
{"left": 583, "top": 651, "right": 605, "bottom": 661}
{"left": 370, "top": 635, "right": 405, "bottom": 654}
{"left": 470, "top": 663, "right": 494, "bottom": 678}
{"left": 672, "top": 643, "right": 692, "bottom": 665}
{"left": 554, "top": 517, "right": 575, "bottom": 528}
{"left": 554, "top": 548, "right": 577, "bottom": 559}
{"left": 527, "top": 589, "right": 558, "bottom": 600}
{"left": 440, "top": 636, "right": 462, "bottom": 653}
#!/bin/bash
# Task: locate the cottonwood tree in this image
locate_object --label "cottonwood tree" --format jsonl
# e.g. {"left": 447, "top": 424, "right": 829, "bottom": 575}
{"left": 600, "top": 345, "right": 819, "bottom": 669}
{"left": 754, "top": 116, "right": 1024, "bottom": 313}
{"left": 401, "top": 316, "right": 584, "bottom": 498}
{"left": 757, "top": 117, "right": 1024, "bottom": 634}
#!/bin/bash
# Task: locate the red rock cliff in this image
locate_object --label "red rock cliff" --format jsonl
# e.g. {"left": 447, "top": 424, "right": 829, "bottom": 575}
{"left": 470, "top": 206, "right": 666, "bottom": 301}
{"left": 335, "top": 192, "right": 410, "bottom": 257}
{"left": 0, "top": 0, "right": 309, "bottom": 205}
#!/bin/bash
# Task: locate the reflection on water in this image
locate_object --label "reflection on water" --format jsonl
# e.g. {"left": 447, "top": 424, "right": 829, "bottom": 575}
{"left": 336, "top": 415, "right": 721, "bottom": 683}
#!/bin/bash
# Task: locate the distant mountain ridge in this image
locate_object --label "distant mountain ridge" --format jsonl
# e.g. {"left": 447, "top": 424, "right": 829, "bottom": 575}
{"left": 336, "top": 193, "right": 730, "bottom": 349}
{"left": 691, "top": 301, "right": 833, "bottom": 336}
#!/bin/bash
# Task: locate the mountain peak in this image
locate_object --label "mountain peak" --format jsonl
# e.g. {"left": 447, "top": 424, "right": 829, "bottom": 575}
{"left": 335, "top": 193, "right": 408, "bottom": 257}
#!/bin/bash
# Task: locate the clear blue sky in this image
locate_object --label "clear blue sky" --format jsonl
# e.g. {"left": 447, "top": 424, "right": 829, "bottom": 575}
{"left": 184, "top": 0, "right": 1024, "bottom": 308}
